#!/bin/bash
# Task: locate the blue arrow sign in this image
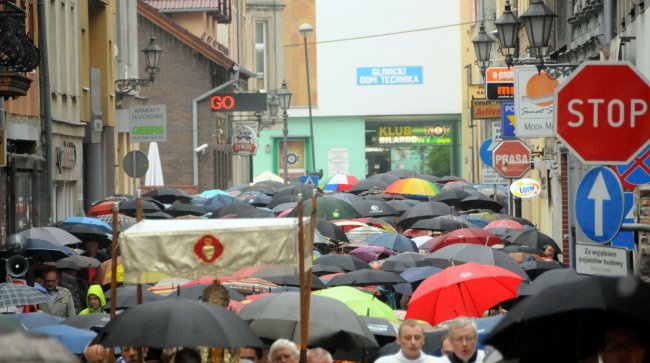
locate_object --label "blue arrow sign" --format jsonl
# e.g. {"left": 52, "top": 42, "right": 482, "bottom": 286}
{"left": 611, "top": 192, "right": 635, "bottom": 250}
{"left": 575, "top": 167, "right": 624, "bottom": 243}
{"left": 479, "top": 138, "right": 494, "bottom": 167}
{"left": 299, "top": 175, "right": 319, "bottom": 186}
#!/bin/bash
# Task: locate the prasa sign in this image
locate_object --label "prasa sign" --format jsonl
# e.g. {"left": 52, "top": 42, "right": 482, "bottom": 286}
{"left": 554, "top": 61, "right": 650, "bottom": 164}
{"left": 492, "top": 139, "right": 531, "bottom": 179}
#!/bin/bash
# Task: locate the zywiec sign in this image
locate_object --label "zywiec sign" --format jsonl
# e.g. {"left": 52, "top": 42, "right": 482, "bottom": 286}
{"left": 554, "top": 61, "right": 650, "bottom": 164}
{"left": 485, "top": 67, "right": 514, "bottom": 100}
{"left": 231, "top": 125, "right": 258, "bottom": 156}
{"left": 492, "top": 139, "right": 531, "bottom": 179}
{"left": 210, "top": 93, "right": 267, "bottom": 112}
{"left": 376, "top": 124, "right": 452, "bottom": 145}
{"left": 472, "top": 100, "right": 502, "bottom": 119}
{"left": 128, "top": 105, "right": 167, "bottom": 143}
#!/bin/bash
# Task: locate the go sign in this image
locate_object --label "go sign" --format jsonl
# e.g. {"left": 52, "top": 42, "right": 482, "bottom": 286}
{"left": 210, "top": 93, "right": 268, "bottom": 112}
{"left": 554, "top": 61, "right": 650, "bottom": 165}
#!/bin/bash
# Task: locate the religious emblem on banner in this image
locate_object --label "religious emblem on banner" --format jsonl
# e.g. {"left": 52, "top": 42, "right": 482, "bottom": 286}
{"left": 193, "top": 235, "right": 224, "bottom": 264}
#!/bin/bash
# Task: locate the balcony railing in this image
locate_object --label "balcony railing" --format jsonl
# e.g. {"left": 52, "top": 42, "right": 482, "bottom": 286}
{"left": 0, "top": 0, "right": 40, "bottom": 73}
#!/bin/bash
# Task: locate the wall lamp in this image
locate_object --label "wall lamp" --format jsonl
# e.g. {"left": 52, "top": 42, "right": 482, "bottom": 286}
{"left": 115, "top": 36, "right": 163, "bottom": 95}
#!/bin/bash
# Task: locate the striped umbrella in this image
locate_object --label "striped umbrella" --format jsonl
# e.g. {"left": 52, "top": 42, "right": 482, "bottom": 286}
{"left": 320, "top": 174, "right": 360, "bottom": 192}
{"left": 384, "top": 178, "right": 440, "bottom": 197}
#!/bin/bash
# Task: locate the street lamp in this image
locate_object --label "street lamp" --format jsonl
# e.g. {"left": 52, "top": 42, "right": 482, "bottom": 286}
{"left": 277, "top": 80, "right": 292, "bottom": 184}
{"left": 115, "top": 37, "right": 163, "bottom": 94}
{"left": 299, "top": 23, "right": 317, "bottom": 174}
{"left": 472, "top": 23, "right": 495, "bottom": 78}
{"left": 494, "top": 0, "right": 521, "bottom": 68}
{"left": 520, "top": 0, "right": 557, "bottom": 69}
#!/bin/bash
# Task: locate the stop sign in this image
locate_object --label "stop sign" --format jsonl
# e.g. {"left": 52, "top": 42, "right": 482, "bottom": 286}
{"left": 492, "top": 139, "right": 531, "bottom": 178}
{"left": 554, "top": 61, "right": 650, "bottom": 164}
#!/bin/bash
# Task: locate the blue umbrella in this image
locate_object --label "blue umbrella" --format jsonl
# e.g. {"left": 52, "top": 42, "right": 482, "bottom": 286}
{"left": 365, "top": 233, "right": 418, "bottom": 252}
{"left": 201, "top": 194, "right": 241, "bottom": 212}
{"left": 32, "top": 324, "right": 97, "bottom": 353}
{"left": 200, "top": 189, "right": 230, "bottom": 198}
{"left": 475, "top": 314, "right": 504, "bottom": 343}
{"left": 237, "top": 191, "right": 272, "bottom": 206}
{"left": 59, "top": 216, "right": 112, "bottom": 234}
{"left": 458, "top": 214, "right": 491, "bottom": 228}
{"left": 9, "top": 313, "right": 64, "bottom": 330}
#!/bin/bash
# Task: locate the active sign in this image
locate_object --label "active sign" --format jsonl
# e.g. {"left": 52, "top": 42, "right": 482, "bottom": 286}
{"left": 210, "top": 93, "right": 268, "bottom": 112}
{"left": 554, "top": 61, "right": 650, "bottom": 164}
{"left": 492, "top": 139, "right": 531, "bottom": 179}
{"left": 575, "top": 167, "right": 624, "bottom": 243}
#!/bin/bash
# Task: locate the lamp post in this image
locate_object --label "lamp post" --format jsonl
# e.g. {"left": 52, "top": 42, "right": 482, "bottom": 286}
{"left": 299, "top": 23, "right": 316, "bottom": 174}
{"left": 277, "top": 80, "right": 292, "bottom": 184}
{"left": 115, "top": 37, "right": 163, "bottom": 94}
{"left": 472, "top": 23, "right": 495, "bottom": 78}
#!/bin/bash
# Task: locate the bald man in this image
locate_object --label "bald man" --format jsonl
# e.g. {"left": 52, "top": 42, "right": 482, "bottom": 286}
{"left": 85, "top": 344, "right": 109, "bottom": 363}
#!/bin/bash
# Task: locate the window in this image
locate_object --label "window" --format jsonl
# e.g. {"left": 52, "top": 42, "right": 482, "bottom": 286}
{"left": 255, "top": 21, "right": 268, "bottom": 92}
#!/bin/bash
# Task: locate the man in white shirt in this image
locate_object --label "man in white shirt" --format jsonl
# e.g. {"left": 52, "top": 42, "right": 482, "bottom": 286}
{"left": 439, "top": 317, "right": 485, "bottom": 363}
{"left": 376, "top": 319, "right": 445, "bottom": 363}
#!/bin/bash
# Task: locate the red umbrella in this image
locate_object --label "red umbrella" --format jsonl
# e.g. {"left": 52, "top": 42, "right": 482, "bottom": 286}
{"left": 405, "top": 262, "right": 523, "bottom": 326}
{"left": 484, "top": 219, "right": 524, "bottom": 230}
{"left": 427, "top": 228, "right": 501, "bottom": 253}
{"left": 87, "top": 201, "right": 116, "bottom": 216}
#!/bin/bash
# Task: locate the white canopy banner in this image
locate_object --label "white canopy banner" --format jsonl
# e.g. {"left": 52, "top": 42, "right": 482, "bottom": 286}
{"left": 119, "top": 218, "right": 304, "bottom": 281}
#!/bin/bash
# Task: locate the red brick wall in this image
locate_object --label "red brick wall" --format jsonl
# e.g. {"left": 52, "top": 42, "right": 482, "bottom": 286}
{"left": 561, "top": 153, "right": 570, "bottom": 266}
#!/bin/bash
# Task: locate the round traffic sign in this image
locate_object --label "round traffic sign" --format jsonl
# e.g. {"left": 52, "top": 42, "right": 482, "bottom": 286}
{"left": 554, "top": 61, "right": 650, "bottom": 164}
{"left": 123, "top": 150, "right": 149, "bottom": 178}
{"left": 491, "top": 139, "right": 531, "bottom": 179}
{"left": 612, "top": 144, "right": 650, "bottom": 190}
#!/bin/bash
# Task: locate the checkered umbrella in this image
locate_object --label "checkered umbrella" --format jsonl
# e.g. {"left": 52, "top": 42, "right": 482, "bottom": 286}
{"left": 0, "top": 283, "right": 49, "bottom": 308}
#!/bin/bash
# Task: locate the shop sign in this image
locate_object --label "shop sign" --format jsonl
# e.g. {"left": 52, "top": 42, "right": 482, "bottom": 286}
{"left": 129, "top": 105, "right": 167, "bottom": 143}
{"left": 56, "top": 141, "right": 77, "bottom": 172}
{"left": 230, "top": 125, "right": 258, "bottom": 156}
{"left": 357, "top": 66, "right": 423, "bottom": 86}
{"left": 376, "top": 124, "right": 452, "bottom": 145}
{"left": 472, "top": 100, "right": 502, "bottom": 120}
{"left": 509, "top": 178, "right": 541, "bottom": 198}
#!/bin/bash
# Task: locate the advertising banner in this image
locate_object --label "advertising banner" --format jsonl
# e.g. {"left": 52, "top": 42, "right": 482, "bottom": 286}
{"left": 129, "top": 105, "right": 167, "bottom": 143}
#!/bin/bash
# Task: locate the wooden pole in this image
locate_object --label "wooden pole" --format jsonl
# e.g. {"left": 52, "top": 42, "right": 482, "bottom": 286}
{"left": 297, "top": 194, "right": 308, "bottom": 363}
{"left": 305, "top": 194, "right": 317, "bottom": 314}
{"left": 108, "top": 202, "right": 120, "bottom": 362}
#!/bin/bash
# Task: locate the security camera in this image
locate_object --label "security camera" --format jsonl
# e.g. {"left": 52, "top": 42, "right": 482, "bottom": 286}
{"left": 194, "top": 143, "right": 209, "bottom": 154}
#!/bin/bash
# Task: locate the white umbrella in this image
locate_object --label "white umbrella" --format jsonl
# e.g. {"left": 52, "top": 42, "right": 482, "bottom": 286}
{"left": 145, "top": 142, "right": 164, "bottom": 187}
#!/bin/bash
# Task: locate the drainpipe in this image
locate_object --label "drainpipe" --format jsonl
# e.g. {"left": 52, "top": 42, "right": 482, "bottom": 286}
{"left": 603, "top": 0, "right": 614, "bottom": 45}
{"left": 193, "top": 67, "right": 240, "bottom": 186}
{"left": 37, "top": 0, "right": 53, "bottom": 224}
{"left": 565, "top": 1, "right": 574, "bottom": 51}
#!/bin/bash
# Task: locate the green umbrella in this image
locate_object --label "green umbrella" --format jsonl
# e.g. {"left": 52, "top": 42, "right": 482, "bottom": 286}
{"left": 287, "top": 197, "right": 361, "bottom": 220}
{"left": 314, "top": 286, "right": 399, "bottom": 323}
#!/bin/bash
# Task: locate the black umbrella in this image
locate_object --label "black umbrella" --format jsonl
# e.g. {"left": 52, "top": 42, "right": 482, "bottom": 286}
{"left": 267, "top": 194, "right": 299, "bottom": 209}
{"left": 386, "top": 169, "right": 417, "bottom": 178}
{"left": 326, "top": 269, "right": 406, "bottom": 287}
{"left": 382, "top": 252, "right": 434, "bottom": 273}
{"left": 316, "top": 219, "right": 349, "bottom": 242}
{"left": 486, "top": 275, "right": 650, "bottom": 362}
{"left": 286, "top": 197, "right": 362, "bottom": 221}
{"left": 360, "top": 193, "right": 405, "bottom": 201}
{"left": 232, "top": 208, "right": 276, "bottom": 219}
{"left": 500, "top": 244, "right": 543, "bottom": 255}
{"left": 104, "top": 285, "right": 165, "bottom": 310}
{"left": 142, "top": 211, "right": 174, "bottom": 220}
{"left": 57, "top": 255, "right": 101, "bottom": 269}
{"left": 96, "top": 297, "right": 262, "bottom": 349}
{"left": 438, "top": 175, "right": 468, "bottom": 184}
{"left": 62, "top": 313, "right": 111, "bottom": 330}
{"left": 518, "top": 268, "right": 590, "bottom": 296}
{"left": 209, "top": 202, "right": 256, "bottom": 218}
{"left": 253, "top": 180, "right": 285, "bottom": 194}
{"left": 413, "top": 173, "right": 440, "bottom": 184}
{"left": 118, "top": 200, "right": 163, "bottom": 217}
{"left": 425, "top": 243, "right": 529, "bottom": 281}
{"left": 165, "top": 200, "right": 209, "bottom": 217}
{"left": 264, "top": 273, "right": 327, "bottom": 290}
{"left": 312, "top": 264, "right": 344, "bottom": 276}
{"left": 56, "top": 224, "right": 111, "bottom": 249}
{"left": 350, "top": 200, "right": 399, "bottom": 218}
{"left": 348, "top": 179, "right": 389, "bottom": 195}
{"left": 397, "top": 202, "right": 455, "bottom": 229}
{"left": 143, "top": 188, "right": 192, "bottom": 204}
{"left": 368, "top": 173, "right": 400, "bottom": 185}
{"left": 410, "top": 215, "right": 474, "bottom": 232}
{"left": 239, "top": 292, "right": 378, "bottom": 360}
{"left": 493, "top": 213, "right": 535, "bottom": 226}
{"left": 520, "top": 260, "right": 565, "bottom": 280}
{"left": 430, "top": 189, "right": 474, "bottom": 206}
{"left": 384, "top": 199, "right": 416, "bottom": 215}
{"left": 237, "top": 191, "right": 273, "bottom": 207}
{"left": 314, "top": 254, "right": 370, "bottom": 271}
{"left": 457, "top": 194, "right": 504, "bottom": 212}
{"left": 275, "top": 184, "right": 321, "bottom": 198}
{"left": 503, "top": 229, "right": 561, "bottom": 252}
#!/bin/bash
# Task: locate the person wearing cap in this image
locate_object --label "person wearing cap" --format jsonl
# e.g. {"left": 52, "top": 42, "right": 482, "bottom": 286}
{"left": 80, "top": 284, "right": 106, "bottom": 314}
